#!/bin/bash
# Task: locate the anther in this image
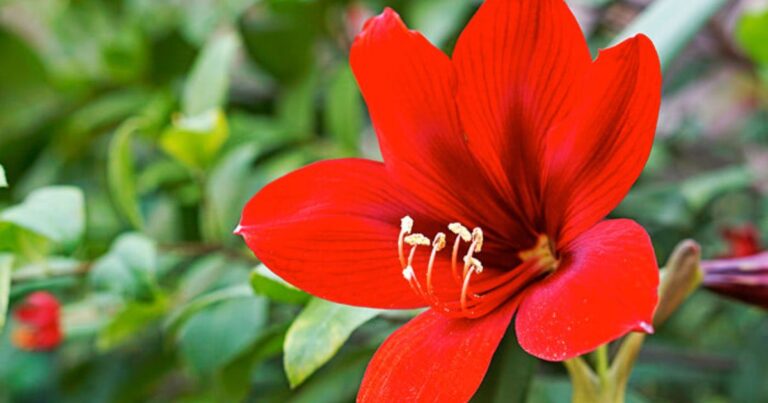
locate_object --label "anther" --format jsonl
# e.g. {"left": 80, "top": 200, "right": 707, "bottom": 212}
{"left": 471, "top": 227, "right": 483, "bottom": 252}
{"left": 404, "top": 233, "right": 430, "bottom": 246}
{"left": 432, "top": 232, "right": 446, "bottom": 251}
{"left": 400, "top": 216, "right": 414, "bottom": 234}
{"left": 448, "top": 223, "right": 471, "bottom": 242}
{"left": 463, "top": 256, "right": 483, "bottom": 273}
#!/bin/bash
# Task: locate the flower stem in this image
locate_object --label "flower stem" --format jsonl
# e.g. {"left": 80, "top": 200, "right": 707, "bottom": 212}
{"left": 594, "top": 345, "right": 610, "bottom": 387}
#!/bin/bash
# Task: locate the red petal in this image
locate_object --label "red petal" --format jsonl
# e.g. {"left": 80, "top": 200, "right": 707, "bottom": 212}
{"left": 453, "top": 0, "right": 591, "bottom": 227}
{"left": 515, "top": 219, "right": 659, "bottom": 361}
{"left": 541, "top": 35, "right": 662, "bottom": 248}
{"left": 238, "top": 159, "right": 424, "bottom": 309}
{"left": 358, "top": 301, "right": 518, "bottom": 402}
{"left": 350, "top": 8, "right": 526, "bottom": 248}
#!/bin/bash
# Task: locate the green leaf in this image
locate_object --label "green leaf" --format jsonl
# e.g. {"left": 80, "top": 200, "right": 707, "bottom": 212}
{"left": 97, "top": 297, "right": 169, "bottom": 350}
{"left": 89, "top": 233, "right": 157, "bottom": 300}
{"left": 290, "top": 347, "right": 377, "bottom": 403}
{"left": 408, "top": 0, "right": 474, "bottom": 46}
{"left": 0, "top": 254, "right": 13, "bottom": 333}
{"left": 178, "top": 0, "right": 256, "bottom": 46}
{"left": 0, "top": 186, "right": 85, "bottom": 248}
{"left": 277, "top": 72, "right": 317, "bottom": 137}
{"left": 108, "top": 119, "right": 144, "bottom": 229}
{"left": 471, "top": 328, "right": 537, "bottom": 403}
{"left": 238, "top": 3, "right": 319, "bottom": 82}
{"left": 0, "top": 164, "right": 6, "bottom": 188}
{"left": 182, "top": 32, "right": 238, "bottom": 116}
{"left": 680, "top": 166, "right": 753, "bottom": 212}
{"left": 206, "top": 145, "right": 260, "bottom": 241}
{"left": 612, "top": 0, "right": 728, "bottom": 70}
{"left": 164, "top": 284, "right": 254, "bottom": 338}
{"left": 178, "top": 295, "right": 268, "bottom": 374}
{"left": 325, "top": 64, "right": 362, "bottom": 152}
{"left": 160, "top": 109, "right": 229, "bottom": 170}
{"left": 214, "top": 324, "right": 289, "bottom": 401}
{"left": 284, "top": 298, "right": 380, "bottom": 388}
{"left": 250, "top": 264, "right": 309, "bottom": 305}
{"left": 736, "top": 8, "right": 768, "bottom": 67}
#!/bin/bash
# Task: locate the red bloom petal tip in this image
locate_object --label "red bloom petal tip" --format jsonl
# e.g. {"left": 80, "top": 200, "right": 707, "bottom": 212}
{"left": 634, "top": 321, "right": 654, "bottom": 334}
{"left": 233, "top": 224, "right": 245, "bottom": 236}
{"left": 357, "top": 7, "right": 401, "bottom": 41}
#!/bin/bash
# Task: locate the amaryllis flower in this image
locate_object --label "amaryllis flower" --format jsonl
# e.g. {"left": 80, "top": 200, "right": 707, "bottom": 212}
{"left": 702, "top": 252, "right": 768, "bottom": 310}
{"left": 719, "top": 224, "right": 761, "bottom": 258}
{"left": 12, "top": 291, "right": 63, "bottom": 351}
{"left": 237, "top": 0, "right": 661, "bottom": 400}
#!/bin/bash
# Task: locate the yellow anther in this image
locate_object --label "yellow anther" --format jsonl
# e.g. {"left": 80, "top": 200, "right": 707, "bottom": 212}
{"left": 463, "top": 256, "right": 484, "bottom": 273}
{"left": 432, "top": 232, "right": 446, "bottom": 251}
{"left": 404, "top": 233, "right": 430, "bottom": 246}
{"left": 471, "top": 227, "right": 483, "bottom": 252}
{"left": 448, "top": 223, "right": 471, "bottom": 242}
{"left": 400, "top": 216, "right": 414, "bottom": 234}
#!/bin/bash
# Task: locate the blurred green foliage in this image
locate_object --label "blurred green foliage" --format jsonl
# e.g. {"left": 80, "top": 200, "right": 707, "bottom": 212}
{"left": 0, "top": 0, "right": 767, "bottom": 402}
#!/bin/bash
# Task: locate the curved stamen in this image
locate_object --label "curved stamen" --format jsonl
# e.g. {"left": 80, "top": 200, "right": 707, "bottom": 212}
{"left": 426, "top": 232, "right": 446, "bottom": 297}
{"left": 398, "top": 216, "right": 414, "bottom": 267}
{"left": 460, "top": 265, "right": 479, "bottom": 313}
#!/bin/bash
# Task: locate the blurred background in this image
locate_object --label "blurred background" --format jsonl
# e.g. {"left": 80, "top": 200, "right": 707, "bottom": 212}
{"left": 0, "top": 0, "right": 767, "bottom": 401}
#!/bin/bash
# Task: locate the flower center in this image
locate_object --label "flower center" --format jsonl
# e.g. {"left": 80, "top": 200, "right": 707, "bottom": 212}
{"left": 397, "top": 216, "right": 558, "bottom": 319}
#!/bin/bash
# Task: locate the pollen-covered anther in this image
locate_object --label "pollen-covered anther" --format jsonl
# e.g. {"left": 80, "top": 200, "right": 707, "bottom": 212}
{"left": 400, "top": 215, "right": 414, "bottom": 234}
{"left": 404, "top": 233, "right": 430, "bottom": 246}
{"left": 463, "top": 256, "right": 483, "bottom": 273}
{"left": 471, "top": 227, "right": 483, "bottom": 252}
{"left": 432, "top": 232, "right": 446, "bottom": 251}
{"left": 448, "top": 223, "right": 471, "bottom": 242}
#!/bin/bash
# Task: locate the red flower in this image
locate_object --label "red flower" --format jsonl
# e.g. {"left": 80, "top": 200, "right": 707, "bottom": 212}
{"left": 702, "top": 252, "right": 768, "bottom": 310}
{"left": 12, "top": 291, "right": 63, "bottom": 351}
{"left": 720, "top": 224, "right": 761, "bottom": 258}
{"left": 238, "top": 0, "right": 661, "bottom": 400}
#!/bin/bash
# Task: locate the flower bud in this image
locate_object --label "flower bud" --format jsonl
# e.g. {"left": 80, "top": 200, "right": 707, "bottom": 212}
{"left": 701, "top": 251, "right": 768, "bottom": 310}
{"left": 12, "top": 292, "right": 63, "bottom": 351}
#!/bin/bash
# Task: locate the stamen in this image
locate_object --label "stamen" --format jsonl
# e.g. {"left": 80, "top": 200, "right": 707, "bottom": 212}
{"left": 398, "top": 216, "right": 414, "bottom": 267}
{"left": 395, "top": 217, "right": 555, "bottom": 320}
{"left": 464, "top": 256, "right": 483, "bottom": 273}
{"left": 426, "top": 233, "right": 446, "bottom": 297}
{"left": 451, "top": 235, "right": 463, "bottom": 283}
{"left": 460, "top": 264, "right": 480, "bottom": 313}
{"left": 448, "top": 223, "right": 471, "bottom": 242}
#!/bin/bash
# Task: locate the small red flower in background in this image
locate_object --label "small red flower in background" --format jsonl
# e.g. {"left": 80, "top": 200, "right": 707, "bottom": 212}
{"left": 720, "top": 224, "right": 761, "bottom": 258}
{"left": 237, "top": 0, "right": 662, "bottom": 401}
{"left": 702, "top": 252, "right": 768, "bottom": 310}
{"left": 12, "top": 292, "right": 63, "bottom": 351}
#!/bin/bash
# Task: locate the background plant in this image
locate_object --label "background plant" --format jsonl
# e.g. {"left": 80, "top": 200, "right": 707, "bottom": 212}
{"left": 0, "top": 0, "right": 767, "bottom": 401}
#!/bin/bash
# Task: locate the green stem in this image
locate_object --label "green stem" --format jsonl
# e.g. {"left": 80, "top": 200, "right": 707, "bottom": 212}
{"left": 595, "top": 345, "right": 610, "bottom": 387}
